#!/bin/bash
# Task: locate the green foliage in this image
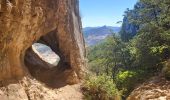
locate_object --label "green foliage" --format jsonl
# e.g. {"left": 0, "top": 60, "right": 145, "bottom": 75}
{"left": 82, "top": 75, "right": 121, "bottom": 100}
{"left": 120, "top": 0, "right": 170, "bottom": 69}
{"left": 115, "top": 70, "right": 146, "bottom": 97}
{"left": 86, "top": 0, "right": 170, "bottom": 99}
{"left": 87, "top": 35, "right": 126, "bottom": 75}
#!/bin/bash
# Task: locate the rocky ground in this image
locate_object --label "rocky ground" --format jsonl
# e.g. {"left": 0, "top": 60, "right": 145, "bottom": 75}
{"left": 128, "top": 75, "right": 170, "bottom": 100}
{"left": 0, "top": 77, "right": 83, "bottom": 100}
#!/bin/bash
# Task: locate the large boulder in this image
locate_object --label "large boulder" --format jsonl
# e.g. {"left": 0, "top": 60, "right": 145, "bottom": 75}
{"left": 0, "top": 0, "right": 85, "bottom": 83}
{"left": 127, "top": 76, "right": 170, "bottom": 100}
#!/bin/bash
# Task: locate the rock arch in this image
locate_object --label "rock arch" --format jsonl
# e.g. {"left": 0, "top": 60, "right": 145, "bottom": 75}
{"left": 0, "top": 0, "right": 85, "bottom": 86}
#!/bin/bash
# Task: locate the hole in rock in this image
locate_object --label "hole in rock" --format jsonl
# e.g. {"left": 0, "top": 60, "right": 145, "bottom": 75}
{"left": 24, "top": 31, "right": 72, "bottom": 88}
{"left": 26, "top": 43, "right": 61, "bottom": 69}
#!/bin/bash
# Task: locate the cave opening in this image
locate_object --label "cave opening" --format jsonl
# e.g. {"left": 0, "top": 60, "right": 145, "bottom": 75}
{"left": 24, "top": 30, "right": 71, "bottom": 88}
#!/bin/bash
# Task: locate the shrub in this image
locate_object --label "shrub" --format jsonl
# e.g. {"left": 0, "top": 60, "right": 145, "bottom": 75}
{"left": 82, "top": 75, "right": 121, "bottom": 100}
{"left": 115, "top": 70, "right": 145, "bottom": 97}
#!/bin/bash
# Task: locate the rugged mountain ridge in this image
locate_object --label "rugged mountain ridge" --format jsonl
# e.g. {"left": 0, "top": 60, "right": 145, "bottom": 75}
{"left": 83, "top": 26, "right": 120, "bottom": 46}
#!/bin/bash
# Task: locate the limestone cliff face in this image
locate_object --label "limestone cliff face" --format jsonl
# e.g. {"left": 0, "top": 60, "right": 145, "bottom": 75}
{"left": 0, "top": 0, "right": 85, "bottom": 83}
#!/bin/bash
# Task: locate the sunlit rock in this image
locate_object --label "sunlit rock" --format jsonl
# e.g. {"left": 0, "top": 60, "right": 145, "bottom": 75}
{"left": 0, "top": 0, "right": 85, "bottom": 85}
{"left": 32, "top": 43, "right": 60, "bottom": 68}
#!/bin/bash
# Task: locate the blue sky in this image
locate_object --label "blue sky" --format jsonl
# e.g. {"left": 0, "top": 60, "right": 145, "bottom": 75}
{"left": 79, "top": 0, "right": 138, "bottom": 27}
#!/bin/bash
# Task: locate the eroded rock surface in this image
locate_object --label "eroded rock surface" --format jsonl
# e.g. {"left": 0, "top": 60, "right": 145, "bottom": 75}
{"left": 128, "top": 76, "right": 170, "bottom": 100}
{"left": 0, "top": 0, "right": 85, "bottom": 82}
{"left": 0, "top": 0, "right": 85, "bottom": 99}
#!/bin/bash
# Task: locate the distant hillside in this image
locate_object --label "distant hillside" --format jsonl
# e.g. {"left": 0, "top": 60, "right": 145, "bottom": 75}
{"left": 83, "top": 26, "right": 121, "bottom": 46}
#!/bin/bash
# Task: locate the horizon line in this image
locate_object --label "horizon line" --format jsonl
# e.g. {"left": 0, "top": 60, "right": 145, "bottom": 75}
{"left": 82, "top": 25, "right": 121, "bottom": 28}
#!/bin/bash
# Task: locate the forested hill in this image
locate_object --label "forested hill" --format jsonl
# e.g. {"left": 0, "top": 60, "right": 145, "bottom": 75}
{"left": 83, "top": 26, "right": 120, "bottom": 46}
{"left": 83, "top": 0, "right": 170, "bottom": 99}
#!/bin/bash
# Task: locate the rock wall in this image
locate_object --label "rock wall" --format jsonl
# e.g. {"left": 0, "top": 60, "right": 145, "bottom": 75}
{"left": 0, "top": 0, "right": 85, "bottom": 83}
